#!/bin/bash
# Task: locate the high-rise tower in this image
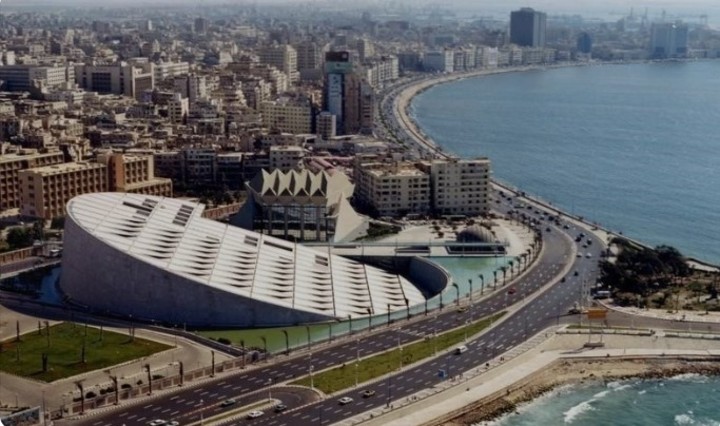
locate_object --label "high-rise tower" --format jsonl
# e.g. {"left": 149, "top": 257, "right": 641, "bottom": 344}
{"left": 510, "top": 8, "right": 547, "bottom": 48}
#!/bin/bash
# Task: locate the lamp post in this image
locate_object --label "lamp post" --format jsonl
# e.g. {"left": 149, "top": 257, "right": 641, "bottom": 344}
{"left": 144, "top": 364, "right": 152, "bottom": 395}
{"left": 282, "top": 329, "right": 290, "bottom": 355}
{"left": 468, "top": 278, "right": 473, "bottom": 303}
{"left": 479, "top": 274, "right": 485, "bottom": 295}
{"left": 452, "top": 282, "right": 460, "bottom": 306}
{"left": 309, "top": 364, "right": 314, "bottom": 390}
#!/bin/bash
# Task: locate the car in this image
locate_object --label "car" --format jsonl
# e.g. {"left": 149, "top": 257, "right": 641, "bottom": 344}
{"left": 563, "top": 224, "right": 570, "bottom": 229}
{"left": 586, "top": 253, "right": 592, "bottom": 258}
{"left": 247, "top": 411, "right": 264, "bottom": 419}
{"left": 220, "top": 399, "right": 237, "bottom": 407}
{"left": 576, "top": 253, "right": 582, "bottom": 258}
{"left": 545, "top": 227, "right": 551, "bottom": 232}
{"left": 274, "top": 404, "right": 288, "bottom": 413}
{"left": 561, "top": 277, "right": 566, "bottom": 283}
{"left": 587, "top": 239, "right": 593, "bottom": 245}
{"left": 167, "top": 422, "right": 179, "bottom": 426}
{"left": 362, "top": 390, "right": 376, "bottom": 398}
{"left": 338, "top": 396, "right": 354, "bottom": 405}
{"left": 507, "top": 287, "right": 517, "bottom": 295}
{"left": 582, "top": 244, "right": 587, "bottom": 248}
{"left": 568, "top": 307, "right": 581, "bottom": 315}
{"left": 456, "top": 306, "right": 467, "bottom": 313}
{"left": 148, "top": 421, "right": 167, "bottom": 426}
{"left": 573, "top": 271, "right": 579, "bottom": 276}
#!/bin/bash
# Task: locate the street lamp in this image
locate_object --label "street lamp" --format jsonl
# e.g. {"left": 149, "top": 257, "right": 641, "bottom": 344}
{"left": 479, "top": 274, "right": 485, "bottom": 295}
{"left": 468, "top": 278, "right": 473, "bottom": 303}
{"left": 452, "top": 282, "right": 460, "bottom": 306}
{"left": 309, "top": 364, "right": 315, "bottom": 390}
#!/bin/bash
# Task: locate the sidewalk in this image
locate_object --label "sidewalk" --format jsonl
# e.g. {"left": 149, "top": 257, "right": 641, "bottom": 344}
{"left": 600, "top": 299, "right": 720, "bottom": 324}
{"left": 355, "top": 330, "right": 720, "bottom": 426}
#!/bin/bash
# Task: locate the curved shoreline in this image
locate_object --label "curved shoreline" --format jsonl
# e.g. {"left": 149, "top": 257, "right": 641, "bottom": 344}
{"left": 387, "top": 64, "right": 719, "bottom": 270}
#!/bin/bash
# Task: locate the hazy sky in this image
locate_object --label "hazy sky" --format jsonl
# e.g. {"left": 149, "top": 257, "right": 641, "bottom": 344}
{"left": 4, "top": 0, "right": 719, "bottom": 23}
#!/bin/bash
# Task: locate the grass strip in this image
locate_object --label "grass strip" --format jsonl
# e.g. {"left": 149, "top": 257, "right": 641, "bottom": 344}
{"left": 0, "top": 322, "right": 170, "bottom": 382}
{"left": 290, "top": 312, "right": 505, "bottom": 394}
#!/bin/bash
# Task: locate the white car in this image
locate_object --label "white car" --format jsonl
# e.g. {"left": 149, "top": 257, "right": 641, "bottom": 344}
{"left": 247, "top": 410, "right": 264, "bottom": 419}
{"left": 148, "top": 421, "right": 167, "bottom": 426}
{"left": 338, "top": 396, "right": 354, "bottom": 405}
{"left": 586, "top": 253, "right": 592, "bottom": 258}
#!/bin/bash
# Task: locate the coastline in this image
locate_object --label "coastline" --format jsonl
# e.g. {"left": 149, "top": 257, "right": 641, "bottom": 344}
{"left": 434, "top": 357, "right": 720, "bottom": 426}
{"left": 388, "top": 63, "right": 719, "bottom": 272}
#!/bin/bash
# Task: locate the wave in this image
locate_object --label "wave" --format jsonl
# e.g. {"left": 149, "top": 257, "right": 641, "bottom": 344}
{"left": 563, "top": 400, "right": 596, "bottom": 424}
{"left": 668, "top": 373, "right": 710, "bottom": 383}
{"left": 675, "top": 413, "right": 695, "bottom": 425}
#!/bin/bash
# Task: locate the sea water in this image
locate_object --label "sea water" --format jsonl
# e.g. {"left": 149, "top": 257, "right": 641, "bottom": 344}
{"left": 486, "top": 375, "right": 720, "bottom": 426}
{"left": 412, "top": 61, "right": 720, "bottom": 263}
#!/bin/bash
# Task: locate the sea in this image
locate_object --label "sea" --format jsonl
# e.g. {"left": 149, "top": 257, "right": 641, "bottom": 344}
{"left": 486, "top": 375, "right": 720, "bottom": 426}
{"left": 411, "top": 61, "right": 720, "bottom": 263}
{"left": 411, "top": 61, "right": 720, "bottom": 424}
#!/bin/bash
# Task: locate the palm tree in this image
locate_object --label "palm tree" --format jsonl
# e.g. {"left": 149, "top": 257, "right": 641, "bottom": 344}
{"left": 515, "top": 256, "right": 521, "bottom": 274}
{"left": 508, "top": 260, "right": 514, "bottom": 278}
{"left": 500, "top": 266, "right": 508, "bottom": 286}
{"left": 493, "top": 270, "right": 498, "bottom": 289}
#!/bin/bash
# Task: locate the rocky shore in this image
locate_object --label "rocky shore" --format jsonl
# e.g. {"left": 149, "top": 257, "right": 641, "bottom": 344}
{"left": 434, "top": 357, "right": 720, "bottom": 426}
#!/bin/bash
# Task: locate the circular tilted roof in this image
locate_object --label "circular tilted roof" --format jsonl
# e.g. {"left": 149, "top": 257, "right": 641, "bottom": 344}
{"left": 456, "top": 224, "right": 494, "bottom": 243}
{"left": 66, "top": 193, "right": 425, "bottom": 319}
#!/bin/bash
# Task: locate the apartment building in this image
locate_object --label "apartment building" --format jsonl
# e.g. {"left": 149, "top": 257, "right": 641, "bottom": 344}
{"left": 75, "top": 62, "right": 154, "bottom": 101}
{"left": 259, "top": 44, "right": 299, "bottom": 83}
{"left": 19, "top": 162, "right": 107, "bottom": 220}
{"left": 0, "top": 149, "right": 65, "bottom": 211}
{"left": 355, "top": 158, "right": 491, "bottom": 218}
{"left": 354, "top": 160, "right": 431, "bottom": 217}
{"left": 417, "top": 158, "right": 491, "bottom": 217}
{"left": 269, "top": 145, "right": 305, "bottom": 172}
{"left": 0, "top": 65, "right": 75, "bottom": 92}
{"left": 423, "top": 50, "right": 454, "bottom": 73}
{"left": 100, "top": 153, "right": 173, "bottom": 197}
{"left": 260, "top": 96, "right": 313, "bottom": 134}
{"left": 167, "top": 94, "right": 189, "bottom": 124}
{"left": 153, "top": 61, "right": 190, "bottom": 83}
{"left": 174, "top": 74, "right": 207, "bottom": 103}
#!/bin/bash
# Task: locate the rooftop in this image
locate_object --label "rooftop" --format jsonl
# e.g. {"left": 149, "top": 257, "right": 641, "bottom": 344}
{"left": 66, "top": 193, "right": 425, "bottom": 319}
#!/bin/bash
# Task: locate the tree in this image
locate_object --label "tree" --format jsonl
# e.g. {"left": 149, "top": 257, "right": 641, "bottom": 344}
{"left": 6, "top": 227, "right": 33, "bottom": 250}
{"left": 50, "top": 217, "right": 65, "bottom": 230}
{"left": 31, "top": 220, "right": 45, "bottom": 241}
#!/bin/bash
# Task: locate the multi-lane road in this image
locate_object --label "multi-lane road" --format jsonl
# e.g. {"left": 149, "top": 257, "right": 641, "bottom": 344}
{"left": 68, "top": 191, "right": 598, "bottom": 426}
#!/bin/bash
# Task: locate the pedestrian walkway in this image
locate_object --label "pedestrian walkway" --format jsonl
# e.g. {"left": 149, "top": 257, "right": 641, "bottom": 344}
{"left": 600, "top": 299, "right": 720, "bottom": 324}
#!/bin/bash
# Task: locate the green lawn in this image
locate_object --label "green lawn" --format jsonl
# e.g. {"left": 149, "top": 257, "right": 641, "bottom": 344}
{"left": 0, "top": 322, "right": 171, "bottom": 382}
{"left": 290, "top": 312, "right": 505, "bottom": 394}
